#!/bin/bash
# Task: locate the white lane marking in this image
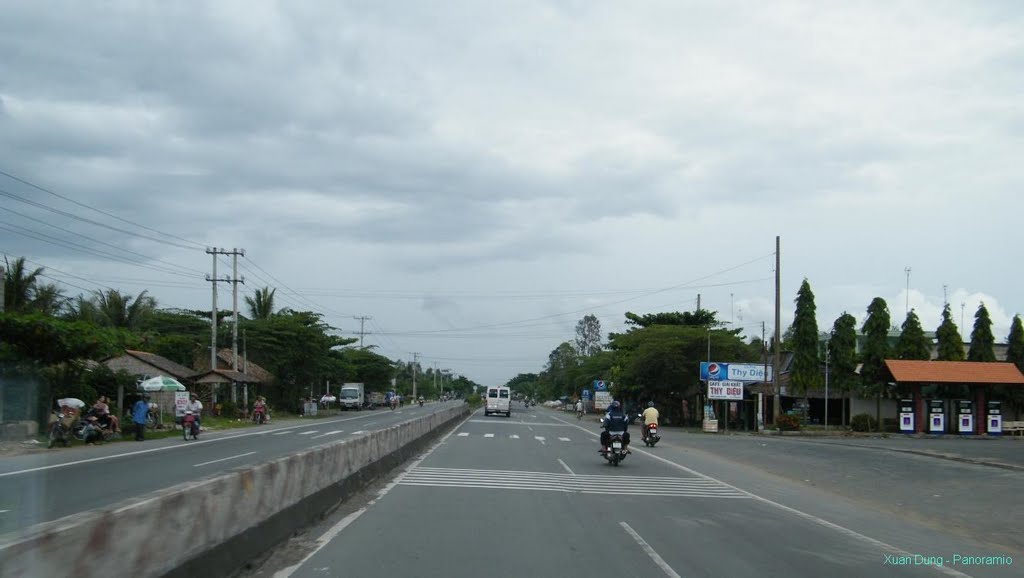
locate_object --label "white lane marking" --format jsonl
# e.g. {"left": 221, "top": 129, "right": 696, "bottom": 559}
{"left": 621, "top": 522, "right": 682, "bottom": 578}
{"left": 0, "top": 408, "right": 423, "bottom": 479}
{"left": 298, "top": 431, "right": 318, "bottom": 435}
{"left": 470, "top": 420, "right": 576, "bottom": 427}
{"left": 0, "top": 509, "right": 9, "bottom": 514}
{"left": 558, "top": 459, "right": 575, "bottom": 476}
{"left": 193, "top": 451, "right": 257, "bottom": 468}
{"left": 559, "top": 437, "right": 571, "bottom": 442}
{"left": 548, "top": 415, "right": 974, "bottom": 578}
{"left": 535, "top": 436, "right": 546, "bottom": 445}
{"left": 457, "top": 433, "right": 470, "bottom": 437}
{"left": 273, "top": 413, "right": 473, "bottom": 578}
{"left": 311, "top": 430, "right": 344, "bottom": 439}
{"left": 484, "top": 434, "right": 495, "bottom": 438}
{"left": 272, "top": 430, "right": 294, "bottom": 436}
{"left": 509, "top": 434, "right": 519, "bottom": 439}
{"left": 350, "top": 431, "right": 367, "bottom": 435}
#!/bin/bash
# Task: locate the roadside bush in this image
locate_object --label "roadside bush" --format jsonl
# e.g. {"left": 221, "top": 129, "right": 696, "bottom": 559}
{"left": 219, "top": 400, "right": 239, "bottom": 419}
{"left": 851, "top": 413, "right": 877, "bottom": 432}
{"left": 776, "top": 414, "right": 800, "bottom": 431}
{"left": 464, "top": 396, "right": 482, "bottom": 408}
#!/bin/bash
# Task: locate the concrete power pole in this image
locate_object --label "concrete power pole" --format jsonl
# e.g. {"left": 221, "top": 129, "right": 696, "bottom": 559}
{"left": 230, "top": 249, "right": 245, "bottom": 409}
{"left": 206, "top": 248, "right": 235, "bottom": 400}
{"left": 773, "top": 236, "right": 782, "bottom": 424}
{"left": 354, "top": 316, "right": 372, "bottom": 348}
{"left": 0, "top": 265, "right": 5, "bottom": 313}
{"left": 410, "top": 353, "right": 420, "bottom": 401}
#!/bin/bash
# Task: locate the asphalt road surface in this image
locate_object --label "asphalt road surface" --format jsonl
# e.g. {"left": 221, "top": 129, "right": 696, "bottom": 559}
{"left": 0, "top": 402, "right": 452, "bottom": 537}
{"left": 249, "top": 407, "right": 1020, "bottom": 578}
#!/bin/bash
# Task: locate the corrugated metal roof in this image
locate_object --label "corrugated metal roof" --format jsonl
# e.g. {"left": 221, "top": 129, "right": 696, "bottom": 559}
{"left": 884, "top": 360, "right": 1024, "bottom": 384}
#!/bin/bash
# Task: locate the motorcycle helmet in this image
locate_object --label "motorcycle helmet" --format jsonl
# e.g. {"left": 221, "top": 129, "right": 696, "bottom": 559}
{"left": 648, "top": 401, "right": 655, "bottom": 407}
{"left": 610, "top": 400, "right": 620, "bottom": 409}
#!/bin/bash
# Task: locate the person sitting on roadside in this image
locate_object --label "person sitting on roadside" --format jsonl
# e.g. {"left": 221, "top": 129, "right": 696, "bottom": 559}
{"left": 92, "top": 395, "right": 120, "bottom": 433}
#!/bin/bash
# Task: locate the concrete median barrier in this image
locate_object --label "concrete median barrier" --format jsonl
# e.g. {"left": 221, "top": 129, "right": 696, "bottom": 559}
{"left": 0, "top": 404, "right": 469, "bottom": 578}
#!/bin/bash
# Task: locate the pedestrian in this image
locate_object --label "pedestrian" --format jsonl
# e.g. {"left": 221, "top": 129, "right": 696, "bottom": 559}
{"left": 132, "top": 394, "right": 150, "bottom": 441}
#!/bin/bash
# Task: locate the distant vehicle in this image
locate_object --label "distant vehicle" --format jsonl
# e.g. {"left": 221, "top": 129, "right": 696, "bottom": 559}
{"left": 339, "top": 383, "right": 365, "bottom": 411}
{"left": 484, "top": 386, "right": 511, "bottom": 418}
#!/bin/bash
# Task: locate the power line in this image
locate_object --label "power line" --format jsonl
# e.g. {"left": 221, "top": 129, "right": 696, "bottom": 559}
{"left": 0, "top": 187, "right": 200, "bottom": 251}
{"left": 0, "top": 169, "right": 208, "bottom": 249}
{"left": 0, "top": 204, "right": 205, "bottom": 276}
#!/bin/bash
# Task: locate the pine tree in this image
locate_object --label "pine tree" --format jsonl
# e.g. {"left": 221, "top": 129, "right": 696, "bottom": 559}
{"left": 790, "top": 279, "right": 821, "bottom": 409}
{"left": 894, "top": 310, "right": 931, "bottom": 360}
{"left": 935, "top": 304, "right": 965, "bottom": 361}
{"left": 1007, "top": 315, "right": 1024, "bottom": 370}
{"left": 967, "top": 303, "right": 996, "bottom": 362}
{"left": 861, "top": 297, "right": 891, "bottom": 429}
{"left": 829, "top": 313, "right": 858, "bottom": 426}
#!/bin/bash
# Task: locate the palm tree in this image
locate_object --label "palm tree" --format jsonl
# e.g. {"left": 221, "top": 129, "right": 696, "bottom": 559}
{"left": 92, "top": 289, "right": 157, "bottom": 329}
{"left": 30, "top": 282, "right": 67, "bottom": 316}
{"left": 4, "top": 256, "right": 43, "bottom": 312}
{"left": 245, "top": 286, "right": 277, "bottom": 320}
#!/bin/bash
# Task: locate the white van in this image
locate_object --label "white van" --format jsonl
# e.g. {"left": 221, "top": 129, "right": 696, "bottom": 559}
{"left": 484, "top": 386, "right": 511, "bottom": 417}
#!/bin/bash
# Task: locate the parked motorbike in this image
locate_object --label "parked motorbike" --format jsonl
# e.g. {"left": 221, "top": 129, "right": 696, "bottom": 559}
{"left": 47, "top": 411, "right": 75, "bottom": 448}
{"left": 183, "top": 411, "right": 200, "bottom": 441}
{"left": 73, "top": 413, "right": 115, "bottom": 444}
{"left": 602, "top": 432, "right": 628, "bottom": 466}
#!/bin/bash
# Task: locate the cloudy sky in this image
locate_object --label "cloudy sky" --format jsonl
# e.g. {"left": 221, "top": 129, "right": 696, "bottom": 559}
{"left": 2, "top": 1, "right": 1022, "bottom": 385}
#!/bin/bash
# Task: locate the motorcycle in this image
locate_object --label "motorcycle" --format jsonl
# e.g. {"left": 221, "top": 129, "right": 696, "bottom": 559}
{"left": 641, "top": 419, "right": 660, "bottom": 447}
{"left": 47, "top": 410, "right": 76, "bottom": 448}
{"left": 602, "top": 432, "right": 628, "bottom": 466}
{"left": 418, "top": 398, "right": 424, "bottom": 407}
{"left": 389, "top": 399, "right": 398, "bottom": 410}
{"left": 183, "top": 411, "right": 200, "bottom": 441}
{"left": 73, "top": 408, "right": 116, "bottom": 444}
{"left": 252, "top": 406, "right": 266, "bottom": 425}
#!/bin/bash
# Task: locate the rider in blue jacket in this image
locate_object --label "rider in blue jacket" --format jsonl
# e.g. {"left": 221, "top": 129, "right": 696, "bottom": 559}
{"left": 600, "top": 401, "right": 631, "bottom": 453}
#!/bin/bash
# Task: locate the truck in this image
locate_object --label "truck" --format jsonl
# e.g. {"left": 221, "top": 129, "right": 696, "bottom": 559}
{"left": 368, "top": 391, "right": 385, "bottom": 409}
{"left": 339, "top": 383, "right": 365, "bottom": 411}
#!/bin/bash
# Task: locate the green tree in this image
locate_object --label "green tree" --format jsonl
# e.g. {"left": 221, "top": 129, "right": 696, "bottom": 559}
{"left": 91, "top": 289, "right": 157, "bottom": 330}
{"left": 245, "top": 286, "right": 277, "bottom": 320}
{"left": 573, "top": 314, "right": 603, "bottom": 358}
{"left": 545, "top": 342, "right": 579, "bottom": 397}
{"left": 935, "top": 304, "right": 965, "bottom": 361}
{"left": 894, "top": 310, "right": 931, "bottom": 361}
{"left": 829, "top": 313, "right": 858, "bottom": 426}
{"left": 789, "top": 279, "right": 821, "bottom": 406}
{"left": 623, "top": 309, "right": 718, "bottom": 328}
{"left": 861, "top": 297, "right": 891, "bottom": 429}
{"left": 29, "top": 283, "right": 67, "bottom": 316}
{"left": 3, "top": 256, "right": 43, "bottom": 313}
{"left": 967, "top": 303, "right": 996, "bottom": 362}
{"left": 1007, "top": 315, "right": 1024, "bottom": 370}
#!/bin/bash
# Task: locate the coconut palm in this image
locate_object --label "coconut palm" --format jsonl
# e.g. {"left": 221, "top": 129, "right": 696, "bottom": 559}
{"left": 91, "top": 289, "right": 157, "bottom": 329}
{"left": 4, "top": 256, "right": 43, "bottom": 313}
{"left": 245, "top": 286, "right": 277, "bottom": 320}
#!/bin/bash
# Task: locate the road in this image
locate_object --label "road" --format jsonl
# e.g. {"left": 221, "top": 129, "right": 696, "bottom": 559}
{"left": 0, "top": 402, "right": 451, "bottom": 537}
{"left": 250, "top": 407, "right": 1020, "bottom": 578}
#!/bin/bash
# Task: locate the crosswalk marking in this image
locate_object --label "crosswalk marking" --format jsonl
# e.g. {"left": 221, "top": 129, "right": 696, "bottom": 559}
{"left": 400, "top": 467, "right": 749, "bottom": 499}
{"left": 535, "top": 436, "right": 546, "bottom": 445}
{"left": 484, "top": 433, "right": 495, "bottom": 438}
{"left": 509, "top": 434, "right": 519, "bottom": 439}
{"left": 559, "top": 437, "right": 571, "bottom": 442}
{"left": 458, "top": 432, "right": 470, "bottom": 437}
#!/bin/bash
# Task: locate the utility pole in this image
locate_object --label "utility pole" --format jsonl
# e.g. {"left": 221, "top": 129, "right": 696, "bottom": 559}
{"left": 0, "top": 265, "right": 5, "bottom": 313}
{"left": 825, "top": 331, "right": 832, "bottom": 432}
{"left": 696, "top": 293, "right": 701, "bottom": 312}
{"left": 773, "top": 236, "right": 781, "bottom": 424}
{"left": 206, "top": 248, "right": 239, "bottom": 402}
{"left": 759, "top": 321, "right": 767, "bottom": 433}
{"left": 231, "top": 249, "right": 246, "bottom": 410}
{"left": 961, "top": 301, "right": 966, "bottom": 341}
{"left": 410, "top": 352, "right": 420, "bottom": 401}
{"left": 904, "top": 267, "right": 911, "bottom": 317}
{"left": 354, "top": 316, "right": 372, "bottom": 348}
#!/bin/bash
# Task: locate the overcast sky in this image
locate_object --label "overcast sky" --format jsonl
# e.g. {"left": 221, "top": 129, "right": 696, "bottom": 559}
{"left": 2, "top": 1, "right": 1022, "bottom": 385}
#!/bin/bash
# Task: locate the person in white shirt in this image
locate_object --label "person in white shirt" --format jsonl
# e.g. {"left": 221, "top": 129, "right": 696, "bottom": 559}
{"left": 185, "top": 393, "right": 204, "bottom": 429}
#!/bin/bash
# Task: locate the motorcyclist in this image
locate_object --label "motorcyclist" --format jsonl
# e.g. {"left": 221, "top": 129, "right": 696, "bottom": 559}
{"left": 641, "top": 401, "right": 660, "bottom": 440}
{"left": 253, "top": 396, "right": 267, "bottom": 422}
{"left": 185, "top": 393, "right": 203, "bottom": 430}
{"left": 599, "top": 400, "right": 630, "bottom": 454}
{"left": 91, "top": 395, "right": 120, "bottom": 434}
{"left": 574, "top": 399, "right": 584, "bottom": 418}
